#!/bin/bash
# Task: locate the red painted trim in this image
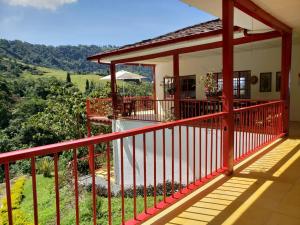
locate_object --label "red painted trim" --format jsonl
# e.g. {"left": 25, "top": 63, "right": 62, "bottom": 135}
{"left": 281, "top": 33, "right": 292, "bottom": 133}
{"left": 222, "top": 0, "right": 234, "bottom": 174}
{"left": 110, "top": 31, "right": 280, "bottom": 64}
{"left": 87, "top": 27, "right": 242, "bottom": 61}
{"left": 110, "top": 63, "right": 117, "bottom": 117}
{"left": 0, "top": 112, "right": 227, "bottom": 164}
{"left": 173, "top": 54, "right": 180, "bottom": 119}
{"left": 233, "top": 0, "right": 292, "bottom": 33}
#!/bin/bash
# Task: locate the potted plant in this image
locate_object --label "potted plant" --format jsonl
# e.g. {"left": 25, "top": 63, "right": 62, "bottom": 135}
{"left": 167, "top": 86, "right": 176, "bottom": 95}
{"left": 200, "top": 72, "right": 220, "bottom": 100}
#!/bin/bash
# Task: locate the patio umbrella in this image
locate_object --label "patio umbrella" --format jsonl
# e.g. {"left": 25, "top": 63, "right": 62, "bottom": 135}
{"left": 101, "top": 70, "right": 146, "bottom": 81}
{"left": 101, "top": 70, "right": 146, "bottom": 94}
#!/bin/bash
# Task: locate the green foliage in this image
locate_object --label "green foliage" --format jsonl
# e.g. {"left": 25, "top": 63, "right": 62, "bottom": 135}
{"left": 85, "top": 79, "right": 90, "bottom": 93}
{"left": 0, "top": 176, "right": 31, "bottom": 225}
{"left": 66, "top": 72, "right": 71, "bottom": 83}
{"left": 0, "top": 176, "right": 26, "bottom": 212}
{"left": 0, "top": 39, "right": 116, "bottom": 74}
{"left": 36, "top": 157, "right": 53, "bottom": 177}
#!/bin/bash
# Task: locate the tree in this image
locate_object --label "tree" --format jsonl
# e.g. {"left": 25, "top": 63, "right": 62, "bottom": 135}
{"left": 66, "top": 72, "right": 71, "bottom": 83}
{"left": 85, "top": 79, "right": 90, "bottom": 93}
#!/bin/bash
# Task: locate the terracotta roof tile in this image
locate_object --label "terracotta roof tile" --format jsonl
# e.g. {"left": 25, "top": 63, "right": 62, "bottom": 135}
{"left": 88, "top": 19, "right": 226, "bottom": 59}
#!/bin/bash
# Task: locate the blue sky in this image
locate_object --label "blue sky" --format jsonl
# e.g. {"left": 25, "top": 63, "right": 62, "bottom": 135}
{"left": 0, "top": 0, "right": 214, "bottom": 46}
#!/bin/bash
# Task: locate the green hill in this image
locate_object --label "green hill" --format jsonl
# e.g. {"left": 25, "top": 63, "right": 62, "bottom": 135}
{"left": 0, "top": 39, "right": 154, "bottom": 80}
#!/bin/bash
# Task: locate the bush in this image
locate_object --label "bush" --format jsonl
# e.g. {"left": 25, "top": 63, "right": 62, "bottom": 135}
{"left": 36, "top": 157, "right": 53, "bottom": 177}
{"left": 0, "top": 176, "right": 31, "bottom": 225}
{"left": 0, "top": 176, "right": 26, "bottom": 212}
{"left": 85, "top": 180, "right": 183, "bottom": 198}
{"left": 0, "top": 209, "right": 32, "bottom": 225}
{"left": 81, "top": 194, "right": 103, "bottom": 221}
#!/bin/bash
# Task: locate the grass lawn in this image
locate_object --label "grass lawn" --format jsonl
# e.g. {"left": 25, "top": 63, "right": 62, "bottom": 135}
{"left": 20, "top": 175, "right": 163, "bottom": 225}
{"left": 22, "top": 66, "right": 106, "bottom": 92}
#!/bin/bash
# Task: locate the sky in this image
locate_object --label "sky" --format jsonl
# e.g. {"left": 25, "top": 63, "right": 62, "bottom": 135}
{"left": 0, "top": 0, "right": 215, "bottom": 47}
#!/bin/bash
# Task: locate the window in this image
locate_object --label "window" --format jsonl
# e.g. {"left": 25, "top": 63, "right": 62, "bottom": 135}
{"left": 260, "top": 72, "right": 272, "bottom": 92}
{"left": 180, "top": 75, "right": 196, "bottom": 99}
{"left": 214, "top": 71, "right": 251, "bottom": 99}
{"left": 163, "top": 77, "right": 174, "bottom": 99}
{"left": 276, "top": 72, "right": 281, "bottom": 92}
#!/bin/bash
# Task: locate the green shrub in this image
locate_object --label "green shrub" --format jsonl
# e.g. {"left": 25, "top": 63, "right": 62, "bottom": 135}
{"left": 0, "top": 176, "right": 26, "bottom": 212}
{"left": 0, "top": 209, "right": 32, "bottom": 225}
{"left": 36, "top": 157, "right": 53, "bottom": 177}
{"left": 81, "top": 194, "right": 103, "bottom": 221}
{"left": 0, "top": 176, "right": 32, "bottom": 225}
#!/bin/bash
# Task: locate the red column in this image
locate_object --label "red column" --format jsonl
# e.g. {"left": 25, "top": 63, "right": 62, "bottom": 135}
{"left": 222, "top": 0, "right": 234, "bottom": 174}
{"left": 110, "top": 63, "right": 117, "bottom": 117}
{"left": 281, "top": 33, "right": 292, "bottom": 134}
{"left": 86, "top": 98, "right": 94, "bottom": 173}
{"left": 173, "top": 54, "right": 180, "bottom": 119}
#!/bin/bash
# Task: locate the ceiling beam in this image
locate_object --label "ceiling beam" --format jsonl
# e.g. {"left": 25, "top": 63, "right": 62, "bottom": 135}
{"left": 233, "top": 0, "right": 292, "bottom": 34}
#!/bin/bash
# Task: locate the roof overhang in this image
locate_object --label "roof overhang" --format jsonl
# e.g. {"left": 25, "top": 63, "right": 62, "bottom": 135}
{"left": 182, "top": 0, "right": 299, "bottom": 34}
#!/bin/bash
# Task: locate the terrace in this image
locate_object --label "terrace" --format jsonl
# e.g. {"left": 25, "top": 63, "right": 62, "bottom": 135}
{"left": 1, "top": 0, "right": 300, "bottom": 225}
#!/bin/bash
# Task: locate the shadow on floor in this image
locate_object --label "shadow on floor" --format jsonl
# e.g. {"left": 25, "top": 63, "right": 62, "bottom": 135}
{"left": 164, "top": 137, "right": 300, "bottom": 225}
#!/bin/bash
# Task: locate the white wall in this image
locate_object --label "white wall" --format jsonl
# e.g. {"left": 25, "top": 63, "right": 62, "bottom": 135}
{"left": 155, "top": 43, "right": 300, "bottom": 121}
{"left": 112, "top": 119, "right": 222, "bottom": 186}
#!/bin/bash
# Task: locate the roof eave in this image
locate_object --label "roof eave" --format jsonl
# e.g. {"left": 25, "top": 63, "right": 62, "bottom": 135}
{"left": 87, "top": 26, "right": 243, "bottom": 62}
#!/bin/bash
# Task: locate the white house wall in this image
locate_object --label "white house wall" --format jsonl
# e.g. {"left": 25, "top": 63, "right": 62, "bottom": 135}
{"left": 155, "top": 43, "right": 300, "bottom": 121}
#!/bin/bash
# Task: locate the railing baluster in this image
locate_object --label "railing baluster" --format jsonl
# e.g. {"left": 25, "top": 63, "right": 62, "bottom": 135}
{"left": 186, "top": 126, "right": 189, "bottom": 187}
{"left": 143, "top": 133, "right": 147, "bottom": 213}
{"left": 73, "top": 149, "right": 80, "bottom": 225}
{"left": 132, "top": 136, "right": 137, "bottom": 220}
{"left": 179, "top": 126, "right": 182, "bottom": 192}
{"left": 153, "top": 131, "right": 157, "bottom": 208}
{"left": 120, "top": 138, "right": 125, "bottom": 224}
{"left": 163, "top": 128, "right": 166, "bottom": 202}
{"left": 31, "top": 157, "right": 38, "bottom": 225}
{"left": 4, "top": 163, "right": 13, "bottom": 225}
{"left": 210, "top": 117, "right": 213, "bottom": 174}
{"left": 205, "top": 124, "right": 208, "bottom": 178}
{"left": 199, "top": 122, "right": 202, "bottom": 181}
{"left": 193, "top": 126, "right": 196, "bottom": 184}
{"left": 107, "top": 142, "right": 112, "bottom": 225}
{"left": 90, "top": 145, "right": 97, "bottom": 225}
{"left": 171, "top": 127, "right": 175, "bottom": 196}
{"left": 215, "top": 117, "right": 218, "bottom": 172}
{"left": 54, "top": 154, "right": 60, "bottom": 225}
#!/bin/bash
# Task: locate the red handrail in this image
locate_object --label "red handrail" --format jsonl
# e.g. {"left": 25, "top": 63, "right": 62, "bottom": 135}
{"left": 0, "top": 101, "right": 284, "bottom": 225}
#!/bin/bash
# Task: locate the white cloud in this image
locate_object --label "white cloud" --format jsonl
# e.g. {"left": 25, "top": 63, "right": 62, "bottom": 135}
{"left": 2, "top": 0, "right": 78, "bottom": 10}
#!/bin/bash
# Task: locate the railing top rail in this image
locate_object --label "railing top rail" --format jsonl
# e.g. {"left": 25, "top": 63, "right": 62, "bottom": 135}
{"left": 179, "top": 98, "right": 271, "bottom": 102}
{"left": 233, "top": 100, "right": 283, "bottom": 113}
{"left": 0, "top": 111, "right": 226, "bottom": 164}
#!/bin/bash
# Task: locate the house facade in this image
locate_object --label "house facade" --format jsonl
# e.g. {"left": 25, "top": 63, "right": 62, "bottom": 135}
{"left": 1, "top": 1, "right": 300, "bottom": 225}
{"left": 87, "top": 18, "right": 300, "bottom": 186}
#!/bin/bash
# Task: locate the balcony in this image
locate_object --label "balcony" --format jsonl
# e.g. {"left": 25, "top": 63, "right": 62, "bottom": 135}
{"left": 0, "top": 100, "right": 289, "bottom": 225}
{"left": 145, "top": 126, "right": 300, "bottom": 225}
{"left": 86, "top": 97, "right": 268, "bottom": 123}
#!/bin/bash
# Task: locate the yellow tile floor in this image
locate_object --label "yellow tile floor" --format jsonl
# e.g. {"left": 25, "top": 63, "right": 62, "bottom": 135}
{"left": 144, "top": 124, "right": 300, "bottom": 225}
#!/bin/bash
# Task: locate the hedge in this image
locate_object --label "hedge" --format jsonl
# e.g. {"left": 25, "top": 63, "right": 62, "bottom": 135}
{"left": 0, "top": 176, "right": 32, "bottom": 225}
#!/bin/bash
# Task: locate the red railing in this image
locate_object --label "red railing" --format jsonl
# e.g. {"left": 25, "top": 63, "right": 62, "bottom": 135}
{"left": 180, "top": 99, "right": 268, "bottom": 119}
{"left": 0, "top": 101, "right": 284, "bottom": 225}
{"left": 87, "top": 97, "right": 113, "bottom": 118}
{"left": 87, "top": 98, "right": 268, "bottom": 122}
{"left": 125, "top": 99, "right": 174, "bottom": 122}
{"left": 0, "top": 111, "right": 226, "bottom": 225}
{"left": 233, "top": 100, "right": 284, "bottom": 162}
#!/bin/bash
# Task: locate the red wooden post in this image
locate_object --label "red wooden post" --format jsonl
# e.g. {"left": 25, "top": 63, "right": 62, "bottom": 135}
{"left": 222, "top": 0, "right": 234, "bottom": 175}
{"left": 281, "top": 33, "right": 292, "bottom": 134}
{"left": 173, "top": 54, "right": 180, "bottom": 119}
{"left": 110, "top": 63, "right": 117, "bottom": 117}
{"left": 86, "top": 98, "right": 94, "bottom": 173}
